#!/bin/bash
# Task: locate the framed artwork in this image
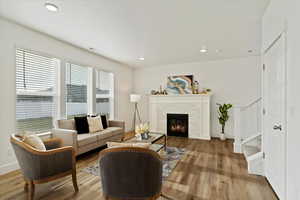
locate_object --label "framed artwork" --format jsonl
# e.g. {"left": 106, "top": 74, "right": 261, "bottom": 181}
{"left": 166, "top": 75, "right": 193, "bottom": 94}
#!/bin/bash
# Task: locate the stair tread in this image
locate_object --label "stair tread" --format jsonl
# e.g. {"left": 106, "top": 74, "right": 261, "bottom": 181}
{"left": 243, "top": 145, "right": 261, "bottom": 158}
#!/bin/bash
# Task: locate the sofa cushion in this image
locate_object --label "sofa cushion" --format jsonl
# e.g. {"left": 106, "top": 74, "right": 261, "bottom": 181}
{"left": 77, "top": 142, "right": 101, "bottom": 155}
{"left": 74, "top": 116, "right": 90, "bottom": 134}
{"left": 106, "top": 127, "right": 123, "bottom": 134}
{"left": 96, "top": 127, "right": 123, "bottom": 140}
{"left": 77, "top": 133, "right": 98, "bottom": 147}
{"left": 57, "top": 119, "right": 76, "bottom": 130}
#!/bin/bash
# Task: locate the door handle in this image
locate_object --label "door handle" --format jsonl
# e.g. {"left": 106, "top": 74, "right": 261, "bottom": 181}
{"left": 273, "top": 125, "right": 282, "bottom": 131}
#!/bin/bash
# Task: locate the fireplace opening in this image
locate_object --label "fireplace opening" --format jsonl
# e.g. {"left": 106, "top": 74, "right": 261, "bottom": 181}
{"left": 167, "top": 114, "right": 188, "bottom": 137}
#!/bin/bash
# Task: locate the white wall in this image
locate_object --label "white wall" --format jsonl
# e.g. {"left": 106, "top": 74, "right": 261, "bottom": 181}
{"left": 133, "top": 56, "right": 261, "bottom": 138}
{"left": 263, "top": 0, "right": 300, "bottom": 199}
{"left": 0, "top": 18, "right": 134, "bottom": 174}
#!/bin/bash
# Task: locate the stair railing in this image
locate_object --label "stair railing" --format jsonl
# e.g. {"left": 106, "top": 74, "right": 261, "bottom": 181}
{"left": 233, "top": 97, "right": 262, "bottom": 153}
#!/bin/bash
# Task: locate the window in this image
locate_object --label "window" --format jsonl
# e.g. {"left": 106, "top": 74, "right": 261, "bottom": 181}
{"left": 15, "top": 48, "right": 116, "bottom": 133}
{"left": 16, "top": 48, "right": 59, "bottom": 133}
{"left": 95, "top": 70, "right": 114, "bottom": 119}
{"left": 65, "top": 63, "right": 89, "bottom": 118}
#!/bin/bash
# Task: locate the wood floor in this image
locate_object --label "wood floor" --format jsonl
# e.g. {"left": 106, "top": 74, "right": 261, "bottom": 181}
{"left": 0, "top": 136, "right": 277, "bottom": 200}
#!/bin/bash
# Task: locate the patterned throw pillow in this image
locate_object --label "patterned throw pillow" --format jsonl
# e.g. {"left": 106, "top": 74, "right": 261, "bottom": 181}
{"left": 23, "top": 134, "right": 46, "bottom": 151}
{"left": 87, "top": 116, "right": 103, "bottom": 133}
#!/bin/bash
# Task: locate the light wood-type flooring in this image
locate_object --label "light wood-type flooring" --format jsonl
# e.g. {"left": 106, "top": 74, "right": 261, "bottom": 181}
{"left": 0, "top": 135, "right": 278, "bottom": 200}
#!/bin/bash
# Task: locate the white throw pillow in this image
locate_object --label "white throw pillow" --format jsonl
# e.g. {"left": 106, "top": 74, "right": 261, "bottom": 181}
{"left": 107, "top": 142, "right": 151, "bottom": 149}
{"left": 88, "top": 116, "right": 103, "bottom": 133}
{"left": 23, "top": 134, "right": 46, "bottom": 151}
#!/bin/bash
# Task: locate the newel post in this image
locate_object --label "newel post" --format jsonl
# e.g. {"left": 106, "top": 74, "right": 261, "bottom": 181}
{"left": 233, "top": 106, "right": 242, "bottom": 153}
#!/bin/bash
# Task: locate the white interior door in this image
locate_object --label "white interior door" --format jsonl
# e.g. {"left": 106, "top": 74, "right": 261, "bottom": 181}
{"left": 263, "top": 34, "right": 286, "bottom": 199}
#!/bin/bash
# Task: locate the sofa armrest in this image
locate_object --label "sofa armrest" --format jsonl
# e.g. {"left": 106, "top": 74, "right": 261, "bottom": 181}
{"left": 109, "top": 120, "right": 125, "bottom": 131}
{"left": 52, "top": 129, "right": 78, "bottom": 152}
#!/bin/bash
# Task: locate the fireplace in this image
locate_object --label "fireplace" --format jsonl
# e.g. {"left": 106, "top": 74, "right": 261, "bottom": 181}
{"left": 167, "top": 114, "right": 188, "bottom": 137}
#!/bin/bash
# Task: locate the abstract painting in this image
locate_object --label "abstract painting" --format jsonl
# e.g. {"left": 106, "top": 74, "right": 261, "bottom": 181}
{"left": 166, "top": 75, "right": 193, "bottom": 94}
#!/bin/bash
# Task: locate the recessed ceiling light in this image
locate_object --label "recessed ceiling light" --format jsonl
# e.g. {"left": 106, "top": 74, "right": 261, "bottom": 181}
{"left": 138, "top": 57, "right": 145, "bottom": 61}
{"left": 200, "top": 46, "right": 208, "bottom": 53}
{"left": 215, "top": 49, "right": 222, "bottom": 53}
{"left": 45, "top": 3, "right": 59, "bottom": 12}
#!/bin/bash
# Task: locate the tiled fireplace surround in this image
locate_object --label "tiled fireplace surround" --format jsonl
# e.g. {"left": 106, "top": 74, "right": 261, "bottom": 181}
{"left": 149, "top": 94, "right": 211, "bottom": 140}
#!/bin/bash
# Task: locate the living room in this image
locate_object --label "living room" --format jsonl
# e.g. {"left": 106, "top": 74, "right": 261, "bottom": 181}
{"left": 1, "top": 0, "right": 300, "bottom": 200}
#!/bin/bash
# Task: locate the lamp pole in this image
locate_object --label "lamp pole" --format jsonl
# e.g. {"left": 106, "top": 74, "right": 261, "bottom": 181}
{"left": 133, "top": 102, "right": 142, "bottom": 131}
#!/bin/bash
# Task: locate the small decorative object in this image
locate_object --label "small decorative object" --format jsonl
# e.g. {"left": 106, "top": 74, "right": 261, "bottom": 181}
{"left": 163, "top": 89, "right": 168, "bottom": 95}
{"left": 166, "top": 75, "right": 193, "bottom": 94}
{"left": 217, "top": 103, "right": 233, "bottom": 140}
{"left": 192, "top": 81, "right": 199, "bottom": 94}
{"left": 159, "top": 85, "right": 163, "bottom": 94}
{"left": 199, "top": 88, "right": 211, "bottom": 94}
{"left": 135, "top": 122, "right": 150, "bottom": 140}
{"left": 151, "top": 90, "right": 157, "bottom": 95}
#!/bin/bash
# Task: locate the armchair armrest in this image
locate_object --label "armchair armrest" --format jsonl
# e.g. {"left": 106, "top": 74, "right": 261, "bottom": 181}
{"left": 109, "top": 120, "right": 125, "bottom": 131}
{"left": 52, "top": 128, "right": 78, "bottom": 152}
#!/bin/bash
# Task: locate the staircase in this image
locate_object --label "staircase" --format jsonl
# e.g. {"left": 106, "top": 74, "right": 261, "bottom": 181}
{"left": 233, "top": 98, "right": 264, "bottom": 176}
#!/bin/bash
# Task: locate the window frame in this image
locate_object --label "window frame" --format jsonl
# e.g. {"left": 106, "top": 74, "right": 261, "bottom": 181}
{"left": 64, "top": 61, "right": 92, "bottom": 119}
{"left": 15, "top": 47, "right": 61, "bottom": 133}
{"left": 14, "top": 46, "right": 116, "bottom": 133}
{"left": 95, "top": 69, "right": 115, "bottom": 120}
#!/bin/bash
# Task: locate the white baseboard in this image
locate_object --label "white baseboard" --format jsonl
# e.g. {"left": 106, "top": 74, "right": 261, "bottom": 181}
{"left": 211, "top": 132, "right": 234, "bottom": 139}
{"left": 0, "top": 162, "right": 19, "bottom": 175}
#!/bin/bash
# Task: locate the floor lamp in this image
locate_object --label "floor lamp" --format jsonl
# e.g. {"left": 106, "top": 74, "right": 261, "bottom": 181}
{"left": 130, "top": 94, "right": 142, "bottom": 131}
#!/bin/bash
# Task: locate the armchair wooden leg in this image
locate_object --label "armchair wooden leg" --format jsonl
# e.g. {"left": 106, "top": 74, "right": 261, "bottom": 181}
{"left": 72, "top": 169, "right": 79, "bottom": 192}
{"left": 28, "top": 181, "right": 35, "bottom": 200}
{"left": 24, "top": 182, "right": 29, "bottom": 192}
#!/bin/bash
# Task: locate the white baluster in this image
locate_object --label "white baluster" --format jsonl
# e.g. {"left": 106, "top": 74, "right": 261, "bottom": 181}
{"left": 233, "top": 107, "right": 242, "bottom": 153}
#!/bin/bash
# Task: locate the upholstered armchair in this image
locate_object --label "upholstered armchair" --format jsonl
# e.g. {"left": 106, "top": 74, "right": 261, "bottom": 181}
{"left": 99, "top": 147, "right": 173, "bottom": 200}
{"left": 10, "top": 134, "right": 78, "bottom": 200}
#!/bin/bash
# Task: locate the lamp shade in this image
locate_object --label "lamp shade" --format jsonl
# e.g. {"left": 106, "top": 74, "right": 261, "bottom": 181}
{"left": 130, "top": 94, "right": 141, "bottom": 103}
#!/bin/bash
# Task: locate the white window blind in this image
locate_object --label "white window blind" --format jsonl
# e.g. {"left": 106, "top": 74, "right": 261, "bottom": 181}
{"left": 65, "top": 63, "right": 88, "bottom": 118}
{"left": 95, "top": 70, "right": 114, "bottom": 119}
{"left": 16, "top": 48, "right": 59, "bottom": 133}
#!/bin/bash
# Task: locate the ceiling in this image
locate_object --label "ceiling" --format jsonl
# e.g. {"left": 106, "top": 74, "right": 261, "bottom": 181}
{"left": 0, "top": 0, "right": 270, "bottom": 68}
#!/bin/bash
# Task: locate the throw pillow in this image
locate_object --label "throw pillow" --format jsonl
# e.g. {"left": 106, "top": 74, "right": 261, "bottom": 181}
{"left": 16, "top": 130, "right": 35, "bottom": 138}
{"left": 101, "top": 115, "right": 109, "bottom": 129}
{"left": 107, "top": 142, "right": 151, "bottom": 149}
{"left": 23, "top": 134, "right": 46, "bottom": 151}
{"left": 87, "top": 116, "right": 103, "bottom": 133}
{"left": 74, "top": 116, "right": 90, "bottom": 134}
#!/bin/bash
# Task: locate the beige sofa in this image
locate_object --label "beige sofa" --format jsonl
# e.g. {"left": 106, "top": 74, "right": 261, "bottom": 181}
{"left": 53, "top": 119, "right": 125, "bottom": 155}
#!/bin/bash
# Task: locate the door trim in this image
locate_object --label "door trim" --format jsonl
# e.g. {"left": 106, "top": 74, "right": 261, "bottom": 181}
{"left": 262, "top": 31, "right": 287, "bottom": 200}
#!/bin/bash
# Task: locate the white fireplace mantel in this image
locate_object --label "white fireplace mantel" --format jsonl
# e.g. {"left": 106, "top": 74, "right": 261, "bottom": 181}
{"left": 149, "top": 94, "right": 211, "bottom": 140}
